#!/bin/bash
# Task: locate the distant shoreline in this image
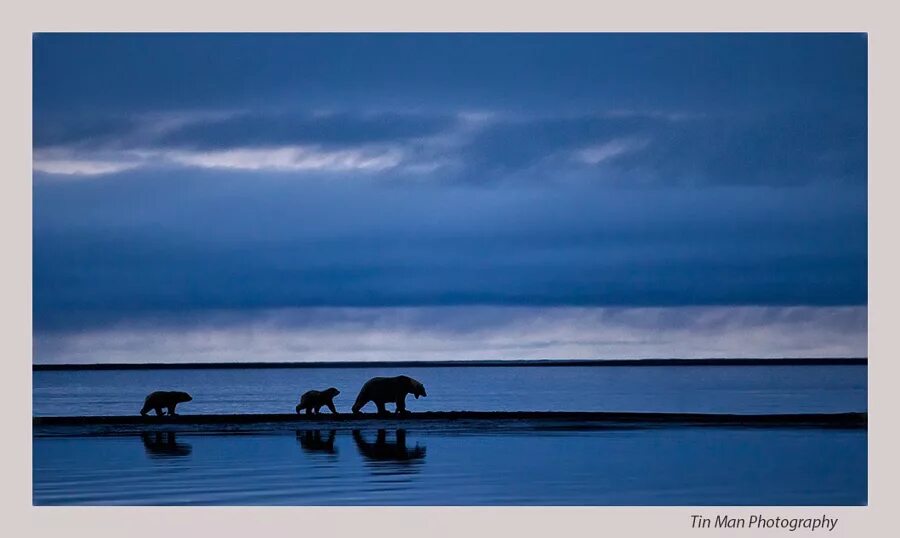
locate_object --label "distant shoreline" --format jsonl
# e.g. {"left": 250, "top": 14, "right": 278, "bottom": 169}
{"left": 32, "top": 357, "right": 867, "bottom": 371}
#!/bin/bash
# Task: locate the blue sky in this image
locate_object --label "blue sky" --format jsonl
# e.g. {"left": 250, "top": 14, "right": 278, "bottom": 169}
{"left": 32, "top": 33, "right": 867, "bottom": 363}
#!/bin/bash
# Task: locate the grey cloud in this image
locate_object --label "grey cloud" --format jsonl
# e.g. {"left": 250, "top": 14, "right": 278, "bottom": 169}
{"left": 156, "top": 111, "right": 456, "bottom": 150}
{"left": 33, "top": 106, "right": 866, "bottom": 187}
{"left": 33, "top": 305, "right": 867, "bottom": 364}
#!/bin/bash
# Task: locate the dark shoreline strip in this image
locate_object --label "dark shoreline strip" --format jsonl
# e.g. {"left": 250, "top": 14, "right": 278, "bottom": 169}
{"left": 33, "top": 411, "right": 867, "bottom": 428}
{"left": 33, "top": 357, "right": 867, "bottom": 371}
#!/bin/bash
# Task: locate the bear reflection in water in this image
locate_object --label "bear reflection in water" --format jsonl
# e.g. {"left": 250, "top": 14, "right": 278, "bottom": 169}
{"left": 352, "top": 429, "right": 426, "bottom": 463}
{"left": 140, "top": 432, "right": 192, "bottom": 458}
{"left": 296, "top": 429, "right": 338, "bottom": 454}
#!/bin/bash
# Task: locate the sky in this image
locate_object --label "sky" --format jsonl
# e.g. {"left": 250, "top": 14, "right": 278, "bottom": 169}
{"left": 32, "top": 33, "right": 867, "bottom": 363}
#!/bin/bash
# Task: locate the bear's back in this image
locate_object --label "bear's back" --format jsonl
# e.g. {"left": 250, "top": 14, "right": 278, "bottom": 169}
{"left": 145, "top": 391, "right": 187, "bottom": 404}
{"left": 364, "top": 376, "right": 406, "bottom": 388}
{"left": 299, "top": 390, "right": 322, "bottom": 406}
{"left": 144, "top": 391, "right": 166, "bottom": 403}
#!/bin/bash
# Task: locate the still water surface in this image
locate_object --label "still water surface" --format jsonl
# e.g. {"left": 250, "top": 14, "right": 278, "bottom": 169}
{"left": 33, "top": 426, "right": 866, "bottom": 505}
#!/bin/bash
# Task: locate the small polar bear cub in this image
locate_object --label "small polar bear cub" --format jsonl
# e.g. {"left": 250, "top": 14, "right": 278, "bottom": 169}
{"left": 296, "top": 387, "right": 341, "bottom": 415}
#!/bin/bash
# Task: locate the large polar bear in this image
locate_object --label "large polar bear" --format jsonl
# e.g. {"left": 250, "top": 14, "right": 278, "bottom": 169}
{"left": 351, "top": 375, "right": 427, "bottom": 415}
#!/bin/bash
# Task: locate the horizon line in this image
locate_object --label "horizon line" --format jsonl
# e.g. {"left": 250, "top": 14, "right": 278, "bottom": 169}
{"left": 32, "top": 357, "right": 868, "bottom": 371}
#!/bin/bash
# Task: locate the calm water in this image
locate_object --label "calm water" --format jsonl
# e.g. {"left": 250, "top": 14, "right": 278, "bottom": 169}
{"left": 32, "top": 364, "right": 867, "bottom": 416}
{"left": 33, "top": 426, "right": 866, "bottom": 505}
{"left": 32, "top": 365, "right": 867, "bottom": 505}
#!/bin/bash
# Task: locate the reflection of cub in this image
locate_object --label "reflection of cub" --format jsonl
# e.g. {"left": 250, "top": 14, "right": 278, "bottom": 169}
{"left": 296, "top": 430, "right": 338, "bottom": 454}
{"left": 140, "top": 391, "right": 193, "bottom": 416}
{"left": 352, "top": 429, "right": 426, "bottom": 461}
{"left": 141, "top": 432, "right": 192, "bottom": 458}
{"left": 296, "top": 387, "right": 340, "bottom": 415}
{"left": 351, "top": 376, "right": 426, "bottom": 415}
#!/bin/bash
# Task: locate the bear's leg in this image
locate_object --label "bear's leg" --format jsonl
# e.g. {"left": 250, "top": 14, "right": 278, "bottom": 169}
{"left": 352, "top": 396, "right": 368, "bottom": 414}
{"left": 154, "top": 407, "right": 164, "bottom": 416}
{"left": 168, "top": 404, "right": 177, "bottom": 415}
{"left": 376, "top": 401, "right": 388, "bottom": 415}
{"left": 396, "top": 397, "right": 408, "bottom": 414}
{"left": 326, "top": 401, "right": 338, "bottom": 414}
{"left": 305, "top": 407, "right": 313, "bottom": 415}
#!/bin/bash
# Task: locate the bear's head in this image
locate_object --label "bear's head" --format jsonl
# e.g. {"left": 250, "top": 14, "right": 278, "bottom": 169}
{"left": 408, "top": 378, "right": 427, "bottom": 399}
{"left": 173, "top": 391, "right": 193, "bottom": 403}
{"left": 324, "top": 387, "right": 340, "bottom": 398}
